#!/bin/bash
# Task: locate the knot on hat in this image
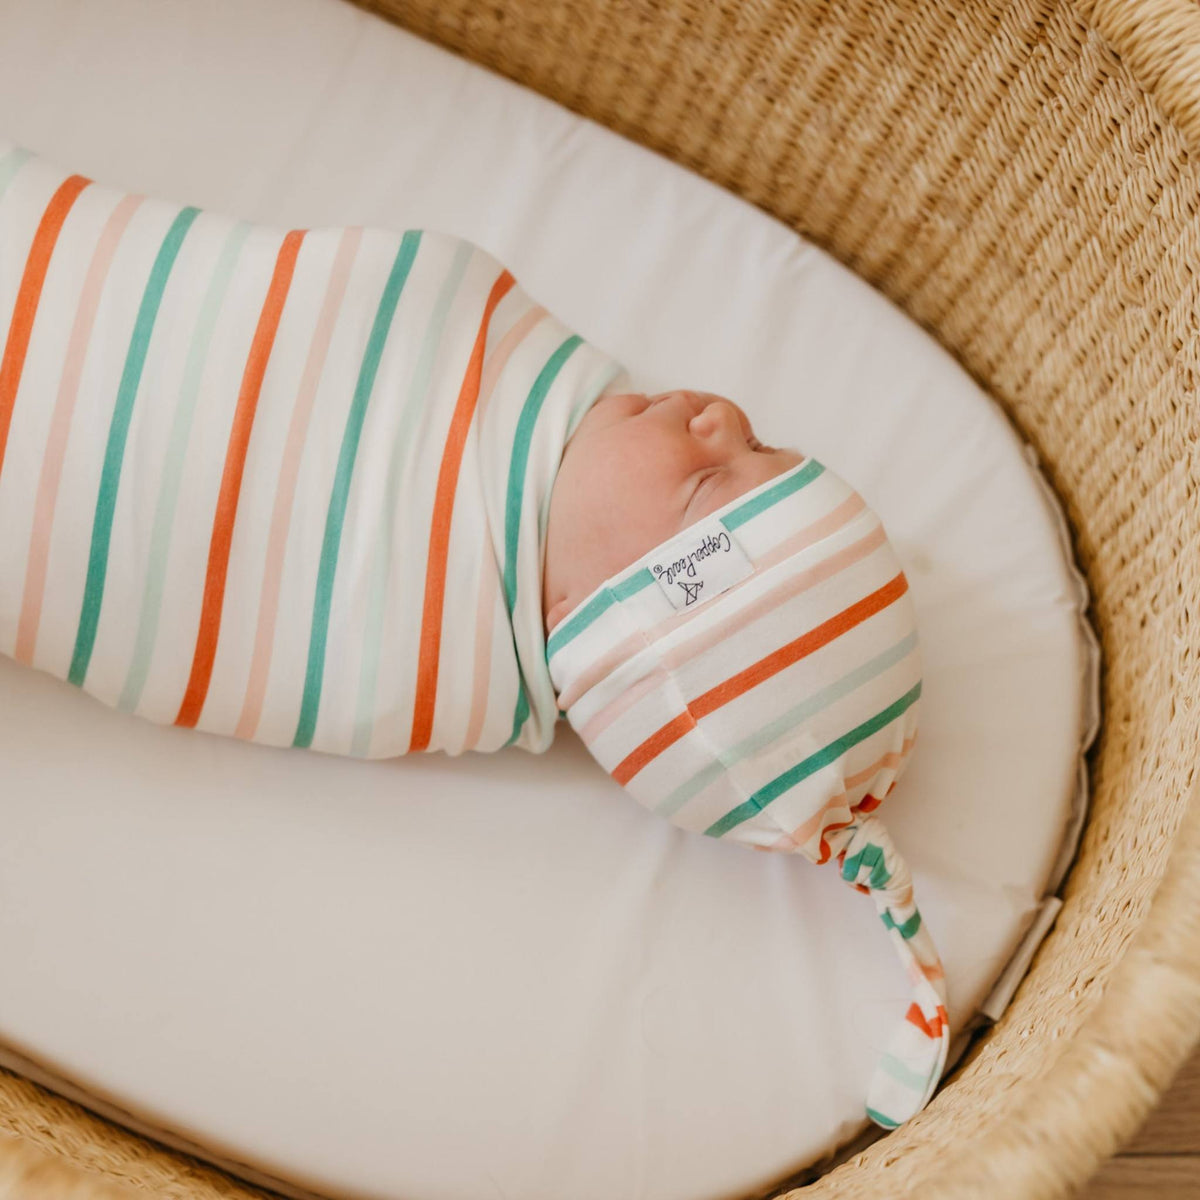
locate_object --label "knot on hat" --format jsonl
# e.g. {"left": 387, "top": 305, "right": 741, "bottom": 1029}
{"left": 826, "top": 814, "right": 950, "bottom": 1128}
{"left": 546, "top": 456, "right": 951, "bottom": 1127}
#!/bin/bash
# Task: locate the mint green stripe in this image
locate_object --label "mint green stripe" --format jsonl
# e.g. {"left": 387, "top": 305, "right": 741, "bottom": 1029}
{"left": 879, "top": 1051, "right": 929, "bottom": 1093}
{"left": 703, "top": 681, "right": 922, "bottom": 837}
{"left": 69, "top": 206, "right": 201, "bottom": 687}
{"left": 118, "top": 220, "right": 252, "bottom": 713}
{"left": 655, "top": 631, "right": 918, "bottom": 819}
{"left": 293, "top": 230, "right": 421, "bottom": 749}
{"left": 523, "top": 361, "right": 625, "bottom": 719}
{"left": 546, "top": 589, "right": 610, "bottom": 660}
{"left": 721, "top": 458, "right": 824, "bottom": 532}
{"left": 545, "top": 566, "right": 655, "bottom": 660}
{"left": 501, "top": 334, "right": 583, "bottom": 747}
{"left": 865, "top": 1106, "right": 900, "bottom": 1130}
{"left": 351, "top": 239, "right": 472, "bottom": 757}
{"left": 842, "top": 841, "right": 891, "bottom": 889}
{"left": 882, "top": 908, "right": 923, "bottom": 939}
{"left": 501, "top": 335, "right": 583, "bottom": 610}
{"left": 0, "top": 145, "right": 33, "bottom": 204}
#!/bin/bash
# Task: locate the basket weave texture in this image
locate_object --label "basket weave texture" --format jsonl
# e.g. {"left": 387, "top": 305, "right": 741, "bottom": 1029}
{"left": 1, "top": 0, "right": 1199, "bottom": 1197}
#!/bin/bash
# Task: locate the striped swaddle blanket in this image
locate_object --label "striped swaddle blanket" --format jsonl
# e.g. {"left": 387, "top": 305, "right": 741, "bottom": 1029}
{"left": 0, "top": 138, "right": 949, "bottom": 1130}
{"left": 548, "top": 460, "right": 950, "bottom": 1126}
{"left": 0, "top": 140, "right": 624, "bottom": 755}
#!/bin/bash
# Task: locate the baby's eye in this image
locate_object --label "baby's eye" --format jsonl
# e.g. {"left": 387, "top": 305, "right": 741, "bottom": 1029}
{"left": 688, "top": 468, "right": 722, "bottom": 511}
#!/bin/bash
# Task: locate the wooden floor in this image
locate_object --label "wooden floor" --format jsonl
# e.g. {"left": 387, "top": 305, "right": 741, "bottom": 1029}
{"left": 1079, "top": 1043, "right": 1200, "bottom": 1198}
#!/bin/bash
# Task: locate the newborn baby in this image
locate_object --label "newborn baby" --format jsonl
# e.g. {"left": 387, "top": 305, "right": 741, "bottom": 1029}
{"left": 0, "top": 140, "right": 946, "bottom": 1128}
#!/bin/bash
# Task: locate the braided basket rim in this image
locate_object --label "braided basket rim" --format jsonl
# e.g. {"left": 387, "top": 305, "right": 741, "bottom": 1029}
{"left": 0, "top": 0, "right": 1199, "bottom": 1197}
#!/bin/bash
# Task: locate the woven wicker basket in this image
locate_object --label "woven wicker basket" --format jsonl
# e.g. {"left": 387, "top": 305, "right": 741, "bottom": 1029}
{"left": 2, "top": 0, "right": 1200, "bottom": 1196}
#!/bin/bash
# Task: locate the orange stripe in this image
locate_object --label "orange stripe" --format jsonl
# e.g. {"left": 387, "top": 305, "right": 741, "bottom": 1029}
{"left": 578, "top": 519, "right": 885, "bottom": 742}
{"left": 818, "top": 818, "right": 856, "bottom": 866}
{"left": 905, "top": 1002, "right": 949, "bottom": 1040}
{"left": 234, "top": 226, "right": 363, "bottom": 741}
{"left": 408, "top": 269, "right": 515, "bottom": 752}
{"left": 557, "top": 491, "right": 868, "bottom": 714}
{"left": 617, "top": 710, "right": 697, "bottom": 779}
{"left": 175, "top": 229, "right": 306, "bottom": 728}
{"left": 912, "top": 956, "right": 945, "bottom": 985}
{"left": 15, "top": 192, "right": 144, "bottom": 665}
{"left": 0, "top": 173, "right": 91, "bottom": 476}
{"left": 611, "top": 571, "right": 909, "bottom": 785}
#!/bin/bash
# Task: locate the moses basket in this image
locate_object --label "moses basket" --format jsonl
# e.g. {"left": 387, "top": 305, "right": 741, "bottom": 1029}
{"left": 2, "top": 0, "right": 1200, "bottom": 1197}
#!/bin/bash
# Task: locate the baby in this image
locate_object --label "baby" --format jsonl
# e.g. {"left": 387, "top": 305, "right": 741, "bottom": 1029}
{"left": 0, "top": 140, "right": 946, "bottom": 1128}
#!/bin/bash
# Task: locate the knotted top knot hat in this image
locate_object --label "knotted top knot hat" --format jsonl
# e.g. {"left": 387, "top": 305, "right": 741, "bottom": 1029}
{"left": 546, "top": 457, "right": 950, "bottom": 1128}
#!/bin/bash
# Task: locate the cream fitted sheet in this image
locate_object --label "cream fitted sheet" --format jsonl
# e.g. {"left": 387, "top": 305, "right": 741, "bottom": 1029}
{"left": 0, "top": 1, "right": 1099, "bottom": 1199}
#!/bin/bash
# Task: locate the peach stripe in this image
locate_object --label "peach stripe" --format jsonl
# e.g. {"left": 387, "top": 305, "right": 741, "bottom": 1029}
{"left": 235, "top": 226, "right": 363, "bottom": 740}
{"left": 464, "top": 552, "right": 500, "bottom": 751}
{"left": 462, "top": 304, "right": 548, "bottom": 750}
{"left": 0, "top": 173, "right": 92, "bottom": 477}
{"left": 765, "top": 735, "right": 918, "bottom": 853}
{"left": 478, "top": 305, "right": 547, "bottom": 413}
{"left": 580, "top": 517, "right": 886, "bottom": 743}
{"left": 14, "top": 193, "right": 145, "bottom": 664}
{"left": 557, "top": 491, "right": 867, "bottom": 711}
{"left": 908, "top": 955, "right": 946, "bottom": 985}
{"left": 176, "top": 228, "right": 307, "bottom": 729}
{"left": 409, "top": 270, "right": 515, "bottom": 753}
{"left": 611, "top": 571, "right": 909, "bottom": 785}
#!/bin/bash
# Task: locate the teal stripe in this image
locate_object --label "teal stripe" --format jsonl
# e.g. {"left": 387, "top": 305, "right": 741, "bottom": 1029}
{"left": 69, "top": 206, "right": 201, "bottom": 687}
{"left": 842, "top": 842, "right": 892, "bottom": 889}
{"left": 545, "top": 566, "right": 655, "bottom": 660}
{"left": 865, "top": 1106, "right": 900, "bottom": 1130}
{"left": 530, "top": 359, "right": 627, "bottom": 727}
{"left": 545, "top": 457, "right": 826, "bottom": 662}
{"left": 703, "top": 680, "right": 922, "bottom": 837}
{"left": 881, "top": 908, "right": 923, "bottom": 939}
{"left": 879, "top": 1050, "right": 929, "bottom": 1093}
{"left": 0, "top": 145, "right": 33, "bottom": 204}
{"left": 118, "top": 220, "right": 252, "bottom": 713}
{"left": 721, "top": 457, "right": 824, "bottom": 532}
{"left": 501, "top": 335, "right": 583, "bottom": 610}
{"left": 293, "top": 230, "right": 421, "bottom": 749}
{"left": 546, "top": 589, "right": 610, "bottom": 661}
{"left": 500, "top": 334, "right": 583, "bottom": 747}
{"left": 351, "top": 239, "right": 472, "bottom": 757}
{"left": 655, "top": 631, "right": 918, "bottom": 819}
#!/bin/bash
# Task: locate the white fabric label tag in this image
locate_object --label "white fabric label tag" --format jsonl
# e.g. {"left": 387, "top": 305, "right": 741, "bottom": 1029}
{"left": 646, "top": 519, "right": 755, "bottom": 612}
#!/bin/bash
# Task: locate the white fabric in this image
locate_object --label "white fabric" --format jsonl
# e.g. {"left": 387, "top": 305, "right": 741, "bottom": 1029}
{"left": 0, "top": 1, "right": 1098, "bottom": 1199}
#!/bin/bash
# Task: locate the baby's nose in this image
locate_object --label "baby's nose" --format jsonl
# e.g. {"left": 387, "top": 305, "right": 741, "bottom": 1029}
{"left": 689, "top": 398, "right": 747, "bottom": 443}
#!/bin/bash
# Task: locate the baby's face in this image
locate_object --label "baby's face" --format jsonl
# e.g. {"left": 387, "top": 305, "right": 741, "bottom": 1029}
{"left": 543, "top": 390, "right": 803, "bottom": 633}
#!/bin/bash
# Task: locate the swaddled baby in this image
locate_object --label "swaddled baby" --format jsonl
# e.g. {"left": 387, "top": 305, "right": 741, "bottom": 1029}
{"left": 0, "top": 141, "right": 947, "bottom": 1128}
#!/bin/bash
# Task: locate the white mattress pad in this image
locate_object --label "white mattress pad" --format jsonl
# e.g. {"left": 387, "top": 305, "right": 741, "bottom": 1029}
{"left": 0, "top": 1, "right": 1100, "bottom": 1199}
